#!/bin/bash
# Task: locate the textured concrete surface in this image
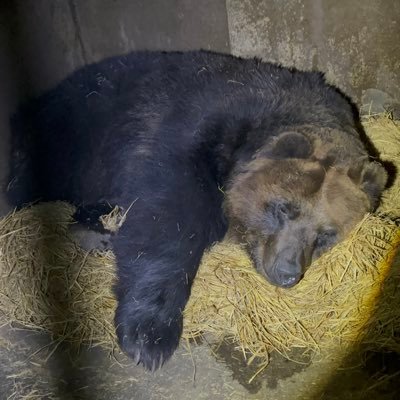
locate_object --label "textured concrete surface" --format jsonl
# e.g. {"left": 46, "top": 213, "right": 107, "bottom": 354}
{"left": 1, "top": 323, "right": 399, "bottom": 399}
{"left": 226, "top": 0, "right": 400, "bottom": 107}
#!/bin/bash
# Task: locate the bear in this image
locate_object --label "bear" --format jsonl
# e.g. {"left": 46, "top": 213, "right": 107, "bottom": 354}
{"left": 7, "top": 51, "right": 387, "bottom": 371}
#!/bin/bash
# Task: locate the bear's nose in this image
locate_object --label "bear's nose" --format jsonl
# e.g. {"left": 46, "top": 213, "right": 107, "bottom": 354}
{"left": 272, "top": 252, "right": 305, "bottom": 288}
{"left": 275, "top": 269, "right": 302, "bottom": 288}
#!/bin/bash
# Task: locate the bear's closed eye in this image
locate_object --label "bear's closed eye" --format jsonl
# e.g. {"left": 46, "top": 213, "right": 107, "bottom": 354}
{"left": 315, "top": 229, "right": 338, "bottom": 250}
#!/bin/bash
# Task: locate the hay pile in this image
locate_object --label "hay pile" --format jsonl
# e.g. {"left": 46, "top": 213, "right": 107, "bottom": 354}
{"left": 0, "top": 115, "right": 399, "bottom": 370}
{"left": 183, "top": 215, "right": 400, "bottom": 368}
{"left": 362, "top": 114, "right": 400, "bottom": 217}
{"left": 0, "top": 203, "right": 117, "bottom": 352}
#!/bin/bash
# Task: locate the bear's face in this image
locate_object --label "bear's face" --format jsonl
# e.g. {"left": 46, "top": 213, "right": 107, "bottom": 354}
{"left": 225, "top": 131, "right": 387, "bottom": 288}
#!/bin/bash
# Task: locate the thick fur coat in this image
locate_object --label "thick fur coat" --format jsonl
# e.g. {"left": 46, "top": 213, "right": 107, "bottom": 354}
{"left": 8, "top": 51, "right": 387, "bottom": 370}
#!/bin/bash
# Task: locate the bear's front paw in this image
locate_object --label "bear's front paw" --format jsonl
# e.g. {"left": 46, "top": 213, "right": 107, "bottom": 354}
{"left": 115, "top": 308, "right": 182, "bottom": 371}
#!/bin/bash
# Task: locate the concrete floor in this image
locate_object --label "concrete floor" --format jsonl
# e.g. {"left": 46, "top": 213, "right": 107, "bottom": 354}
{"left": 0, "top": 1, "right": 399, "bottom": 399}
{"left": 1, "top": 321, "right": 399, "bottom": 399}
{"left": 0, "top": 326, "right": 305, "bottom": 400}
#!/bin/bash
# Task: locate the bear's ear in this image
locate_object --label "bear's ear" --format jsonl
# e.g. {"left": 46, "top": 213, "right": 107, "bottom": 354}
{"left": 348, "top": 161, "right": 388, "bottom": 209}
{"left": 261, "top": 132, "right": 313, "bottom": 160}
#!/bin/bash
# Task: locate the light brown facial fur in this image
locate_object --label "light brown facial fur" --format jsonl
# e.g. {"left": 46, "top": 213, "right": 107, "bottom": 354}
{"left": 224, "top": 131, "right": 387, "bottom": 288}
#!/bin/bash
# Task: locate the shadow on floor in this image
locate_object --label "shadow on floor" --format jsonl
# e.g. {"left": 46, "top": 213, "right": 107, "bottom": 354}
{"left": 312, "top": 250, "right": 400, "bottom": 400}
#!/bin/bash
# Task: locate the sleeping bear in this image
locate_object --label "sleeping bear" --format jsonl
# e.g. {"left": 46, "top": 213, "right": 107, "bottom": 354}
{"left": 7, "top": 51, "right": 387, "bottom": 371}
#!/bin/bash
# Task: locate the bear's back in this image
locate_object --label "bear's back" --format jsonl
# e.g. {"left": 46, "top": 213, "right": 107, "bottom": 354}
{"left": 8, "top": 51, "right": 356, "bottom": 207}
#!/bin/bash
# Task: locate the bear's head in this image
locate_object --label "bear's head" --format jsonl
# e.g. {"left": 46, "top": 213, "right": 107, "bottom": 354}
{"left": 225, "top": 130, "right": 387, "bottom": 288}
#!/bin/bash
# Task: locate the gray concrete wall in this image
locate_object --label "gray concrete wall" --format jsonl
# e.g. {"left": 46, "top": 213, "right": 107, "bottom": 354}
{"left": 226, "top": 0, "right": 400, "bottom": 110}
{"left": 5, "top": 0, "right": 400, "bottom": 105}
{"left": 13, "top": 0, "right": 230, "bottom": 95}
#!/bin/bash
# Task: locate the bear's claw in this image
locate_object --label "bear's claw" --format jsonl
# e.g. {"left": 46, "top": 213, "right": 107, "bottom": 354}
{"left": 116, "top": 309, "right": 182, "bottom": 371}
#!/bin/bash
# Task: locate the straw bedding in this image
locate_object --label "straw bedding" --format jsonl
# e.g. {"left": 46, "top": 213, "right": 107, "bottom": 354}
{"left": 0, "top": 115, "right": 399, "bottom": 369}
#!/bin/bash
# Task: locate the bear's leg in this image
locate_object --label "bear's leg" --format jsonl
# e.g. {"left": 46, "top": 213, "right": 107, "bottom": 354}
{"left": 111, "top": 176, "right": 225, "bottom": 370}
{"left": 113, "top": 249, "right": 201, "bottom": 371}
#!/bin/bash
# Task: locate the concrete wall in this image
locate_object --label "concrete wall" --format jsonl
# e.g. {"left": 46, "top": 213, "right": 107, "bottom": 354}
{"left": 12, "top": 0, "right": 230, "bottom": 95}
{"left": 5, "top": 0, "right": 400, "bottom": 104}
{"left": 227, "top": 0, "right": 400, "bottom": 111}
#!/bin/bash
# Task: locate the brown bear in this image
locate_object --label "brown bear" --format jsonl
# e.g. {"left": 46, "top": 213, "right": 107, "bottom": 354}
{"left": 7, "top": 51, "right": 387, "bottom": 371}
{"left": 225, "top": 129, "right": 387, "bottom": 287}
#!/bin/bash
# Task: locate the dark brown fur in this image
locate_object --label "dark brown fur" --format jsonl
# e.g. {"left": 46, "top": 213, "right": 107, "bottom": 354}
{"left": 8, "top": 51, "right": 388, "bottom": 369}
